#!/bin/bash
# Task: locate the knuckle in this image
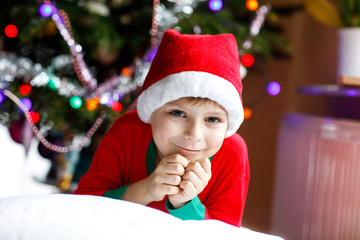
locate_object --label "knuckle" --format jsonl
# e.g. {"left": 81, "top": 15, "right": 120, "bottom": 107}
{"left": 180, "top": 180, "right": 191, "bottom": 189}
{"left": 183, "top": 171, "right": 192, "bottom": 180}
{"left": 175, "top": 175, "right": 182, "bottom": 185}
{"left": 174, "top": 164, "right": 184, "bottom": 174}
{"left": 170, "top": 175, "right": 181, "bottom": 185}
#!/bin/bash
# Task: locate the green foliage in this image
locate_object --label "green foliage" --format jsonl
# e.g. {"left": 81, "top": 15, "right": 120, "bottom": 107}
{"left": 304, "top": 0, "right": 360, "bottom": 28}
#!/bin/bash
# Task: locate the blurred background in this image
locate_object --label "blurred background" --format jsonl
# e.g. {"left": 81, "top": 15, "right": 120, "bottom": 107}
{"left": 1, "top": 0, "right": 360, "bottom": 239}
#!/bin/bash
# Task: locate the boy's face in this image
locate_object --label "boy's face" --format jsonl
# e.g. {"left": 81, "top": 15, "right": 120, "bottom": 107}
{"left": 150, "top": 98, "right": 228, "bottom": 161}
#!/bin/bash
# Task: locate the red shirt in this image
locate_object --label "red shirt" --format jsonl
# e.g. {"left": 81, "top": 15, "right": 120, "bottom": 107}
{"left": 74, "top": 110, "right": 249, "bottom": 227}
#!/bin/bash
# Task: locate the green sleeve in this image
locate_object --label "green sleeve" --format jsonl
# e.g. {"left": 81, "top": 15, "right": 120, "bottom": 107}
{"left": 166, "top": 196, "right": 205, "bottom": 220}
{"left": 102, "top": 184, "right": 130, "bottom": 200}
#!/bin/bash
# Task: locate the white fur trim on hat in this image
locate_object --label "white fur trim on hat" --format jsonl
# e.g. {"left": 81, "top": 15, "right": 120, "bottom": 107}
{"left": 137, "top": 71, "right": 244, "bottom": 138}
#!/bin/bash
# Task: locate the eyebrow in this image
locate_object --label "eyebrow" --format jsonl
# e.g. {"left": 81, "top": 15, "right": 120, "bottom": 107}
{"left": 167, "top": 102, "right": 227, "bottom": 115}
{"left": 206, "top": 111, "right": 228, "bottom": 117}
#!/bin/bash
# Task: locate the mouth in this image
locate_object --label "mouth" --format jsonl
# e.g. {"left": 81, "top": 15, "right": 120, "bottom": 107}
{"left": 174, "top": 144, "right": 201, "bottom": 155}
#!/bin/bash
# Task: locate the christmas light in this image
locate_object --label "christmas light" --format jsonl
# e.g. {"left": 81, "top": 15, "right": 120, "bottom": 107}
{"left": 241, "top": 54, "right": 255, "bottom": 67}
{"left": 209, "top": 0, "right": 223, "bottom": 11}
{"left": 3, "top": 89, "right": 106, "bottom": 153}
{"left": 267, "top": 81, "right": 281, "bottom": 96}
{"left": 47, "top": 79, "right": 58, "bottom": 90}
{"left": 69, "top": 96, "right": 82, "bottom": 109}
{"left": 4, "top": 24, "right": 18, "bottom": 38}
{"left": 240, "top": 64, "right": 248, "bottom": 79}
{"left": 111, "top": 101, "right": 123, "bottom": 112}
{"left": 0, "top": 92, "right": 4, "bottom": 103}
{"left": 100, "top": 93, "right": 113, "bottom": 106}
{"left": 246, "top": 0, "right": 259, "bottom": 11}
{"left": 86, "top": 98, "right": 99, "bottom": 111}
{"left": 346, "top": 89, "right": 358, "bottom": 97}
{"left": 121, "top": 67, "right": 132, "bottom": 77}
{"left": 20, "top": 98, "right": 32, "bottom": 111}
{"left": 29, "top": 111, "right": 40, "bottom": 123}
{"left": 39, "top": 4, "right": 53, "bottom": 17}
{"left": 19, "top": 84, "right": 32, "bottom": 96}
{"left": 243, "top": 107, "right": 252, "bottom": 120}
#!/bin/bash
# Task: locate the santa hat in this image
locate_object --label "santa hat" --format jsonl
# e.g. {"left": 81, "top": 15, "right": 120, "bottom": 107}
{"left": 137, "top": 29, "right": 244, "bottom": 138}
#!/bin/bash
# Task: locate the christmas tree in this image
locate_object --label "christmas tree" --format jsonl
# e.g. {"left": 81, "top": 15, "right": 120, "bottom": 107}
{"left": 0, "top": 0, "right": 291, "bottom": 190}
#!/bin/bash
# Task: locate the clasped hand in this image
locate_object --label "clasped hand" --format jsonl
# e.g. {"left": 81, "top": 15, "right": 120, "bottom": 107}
{"left": 146, "top": 154, "right": 211, "bottom": 209}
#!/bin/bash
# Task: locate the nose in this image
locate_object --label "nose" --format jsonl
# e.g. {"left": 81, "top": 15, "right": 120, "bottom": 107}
{"left": 184, "top": 119, "right": 202, "bottom": 143}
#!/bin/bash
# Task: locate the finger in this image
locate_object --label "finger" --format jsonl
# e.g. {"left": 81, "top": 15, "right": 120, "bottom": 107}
{"left": 152, "top": 171, "right": 182, "bottom": 186}
{"left": 185, "top": 161, "right": 207, "bottom": 179}
{"left": 160, "top": 184, "right": 180, "bottom": 195}
{"left": 182, "top": 170, "right": 202, "bottom": 190}
{"left": 179, "top": 179, "right": 197, "bottom": 196}
{"left": 196, "top": 158, "right": 211, "bottom": 175}
{"left": 165, "top": 154, "right": 189, "bottom": 168}
{"left": 157, "top": 162, "right": 184, "bottom": 176}
{"left": 163, "top": 174, "right": 182, "bottom": 186}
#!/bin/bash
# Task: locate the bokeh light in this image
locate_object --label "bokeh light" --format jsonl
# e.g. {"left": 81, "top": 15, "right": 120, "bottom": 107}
{"left": 0, "top": 92, "right": 4, "bottom": 104}
{"left": 245, "top": 0, "right": 259, "bottom": 11}
{"left": 4, "top": 24, "right": 18, "bottom": 38}
{"left": 111, "top": 101, "right": 123, "bottom": 112}
{"left": 240, "top": 53, "right": 255, "bottom": 67}
{"left": 39, "top": 4, "right": 53, "bottom": 17}
{"left": 21, "top": 98, "right": 32, "bottom": 111}
{"left": 70, "top": 96, "right": 82, "bottom": 109}
{"left": 243, "top": 107, "right": 252, "bottom": 120}
{"left": 19, "top": 84, "right": 32, "bottom": 96}
{"left": 267, "top": 81, "right": 281, "bottom": 96}
{"left": 29, "top": 111, "right": 40, "bottom": 123}
{"left": 209, "top": 0, "right": 223, "bottom": 11}
{"left": 86, "top": 98, "right": 99, "bottom": 111}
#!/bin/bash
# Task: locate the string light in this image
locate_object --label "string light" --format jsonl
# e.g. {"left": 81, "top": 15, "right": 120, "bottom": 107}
{"left": 47, "top": 79, "right": 58, "bottom": 90}
{"left": 20, "top": 98, "right": 32, "bottom": 111}
{"left": 241, "top": 54, "right": 255, "bottom": 67}
{"left": 0, "top": 92, "right": 4, "bottom": 103}
{"left": 19, "top": 84, "right": 32, "bottom": 96}
{"left": 39, "top": 3, "right": 53, "bottom": 17}
{"left": 69, "top": 96, "right": 82, "bottom": 109}
{"left": 267, "top": 81, "right": 281, "bottom": 96}
{"left": 2, "top": 89, "right": 106, "bottom": 153}
{"left": 86, "top": 98, "right": 99, "bottom": 111}
{"left": 246, "top": 0, "right": 259, "bottom": 11}
{"left": 209, "top": 0, "right": 223, "bottom": 11}
{"left": 4, "top": 24, "right": 18, "bottom": 38}
{"left": 29, "top": 111, "right": 40, "bottom": 123}
{"left": 111, "top": 101, "right": 122, "bottom": 112}
{"left": 243, "top": 107, "right": 252, "bottom": 120}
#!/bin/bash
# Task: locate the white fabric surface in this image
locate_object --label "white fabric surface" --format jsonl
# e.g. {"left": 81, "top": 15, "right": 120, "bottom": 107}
{"left": 0, "top": 194, "right": 284, "bottom": 240}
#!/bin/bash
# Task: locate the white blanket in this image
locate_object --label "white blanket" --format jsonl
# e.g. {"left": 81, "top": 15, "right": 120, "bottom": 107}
{"left": 0, "top": 194, "right": 284, "bottom": 240}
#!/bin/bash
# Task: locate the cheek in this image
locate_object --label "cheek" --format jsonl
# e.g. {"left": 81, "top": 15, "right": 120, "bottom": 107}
{"left": 204, "top": 128, "right": 227, "bottom": 154}
{"left": 154, "top": 119, "right": 180, "bottom": 139}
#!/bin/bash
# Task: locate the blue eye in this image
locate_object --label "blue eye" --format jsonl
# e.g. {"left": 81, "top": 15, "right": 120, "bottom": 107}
{"left": 206, "top": 117, "right": 220, "bottom": 123}
{"left": 171, "top": 110, "right": 185, "bottom": 117}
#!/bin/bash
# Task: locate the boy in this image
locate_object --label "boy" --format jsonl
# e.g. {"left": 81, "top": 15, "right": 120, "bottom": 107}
{"left": 74, "top": 29, "right": 250, "bottom": 227}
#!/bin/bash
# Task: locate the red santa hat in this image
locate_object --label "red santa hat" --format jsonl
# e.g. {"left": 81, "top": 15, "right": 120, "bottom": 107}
{"left": 137, "top": 29, "right": 244, "bottom": 138}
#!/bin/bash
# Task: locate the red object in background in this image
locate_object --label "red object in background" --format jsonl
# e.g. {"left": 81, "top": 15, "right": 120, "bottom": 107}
{"left": 29, "top": 111, "right": 40, "bottom": 123}
{"left": 4, "top": 24, "right": 18, "bottom": 38}
{"left": 111, "top": 101, "right": 122, "bottom": 112}
{"left": 240, "top": 54, "right": 255, "bottom": 67}
{"left": 19, "top": 84, "right": 32, "bottom": 96}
